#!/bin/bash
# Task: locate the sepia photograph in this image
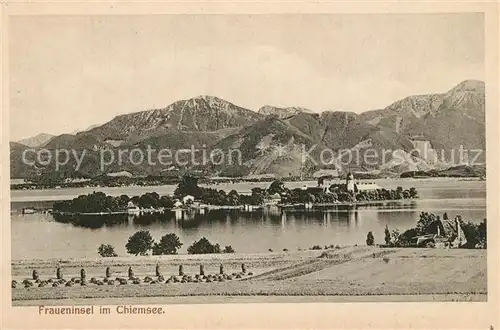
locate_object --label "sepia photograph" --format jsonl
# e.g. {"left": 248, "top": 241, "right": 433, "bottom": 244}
{"left": 2, "top": 3, "right": 498, "bottom": 328}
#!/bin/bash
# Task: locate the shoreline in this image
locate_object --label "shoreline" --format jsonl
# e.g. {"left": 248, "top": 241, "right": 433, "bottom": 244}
{"left": 21, "top": 198, "right": 420, "bottom": 216}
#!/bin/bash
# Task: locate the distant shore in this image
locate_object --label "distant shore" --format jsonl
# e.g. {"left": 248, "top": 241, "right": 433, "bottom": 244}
{"left": 10, "top": 177, "right": 485, "bottom": 203}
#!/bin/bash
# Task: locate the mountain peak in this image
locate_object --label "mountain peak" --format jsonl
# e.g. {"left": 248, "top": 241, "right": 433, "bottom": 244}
{"left": 449, "top": 80, "right": 485, "bottom": 93}
{"left": 17, "top": 133, "right": 55, "bottom": 148}
{"left": 192, "top": 95, "right": 224, "bottom": 101}
{"left": 258, "top": 105, "right": 313, "bottom": 119}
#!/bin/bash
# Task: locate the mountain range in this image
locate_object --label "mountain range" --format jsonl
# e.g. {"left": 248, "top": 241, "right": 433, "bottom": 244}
{"left": 16, "top": 133, "right": 55, "bottom": 148}
{"left": 11, "top": 80, "right": 486, "bottom": 179}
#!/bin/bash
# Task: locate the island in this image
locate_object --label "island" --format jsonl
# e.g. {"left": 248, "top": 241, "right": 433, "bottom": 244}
{"left": 52, "top": 173, "right": 418, "bottom": 215}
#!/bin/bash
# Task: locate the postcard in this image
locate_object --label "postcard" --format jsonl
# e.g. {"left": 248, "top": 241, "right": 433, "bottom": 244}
{"left": 1, "top": 1, "right": 498, "bottom": 329}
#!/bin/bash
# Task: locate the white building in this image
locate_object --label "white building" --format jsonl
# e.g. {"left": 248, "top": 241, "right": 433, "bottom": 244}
{"left": 356, "top": 182, "right": 381, "bottom": 191}
{"left": 346, "top": 172, "right": 355, "bottom": 192}
{"left": 182, "top": 195, "right": 195, "bottom": 204}
{"left": 268, "top": 193, "right": 282, "bottom": 205}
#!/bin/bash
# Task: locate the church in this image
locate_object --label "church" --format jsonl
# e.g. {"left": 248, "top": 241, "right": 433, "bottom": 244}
{"left": 317, "top": 172, "right": 380, "bottom": 193}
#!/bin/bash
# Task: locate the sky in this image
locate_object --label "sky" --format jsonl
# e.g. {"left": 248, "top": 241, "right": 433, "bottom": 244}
{"left": 10, "top": 13, "right": 484, "bottom": 141}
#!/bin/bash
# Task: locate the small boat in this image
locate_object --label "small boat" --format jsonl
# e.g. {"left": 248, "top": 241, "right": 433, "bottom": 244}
{"left": 21, "top": 208, "right": 36, "bottom": 214}
{"left": 127, "top": 206, "right": 141, "bottom": 214}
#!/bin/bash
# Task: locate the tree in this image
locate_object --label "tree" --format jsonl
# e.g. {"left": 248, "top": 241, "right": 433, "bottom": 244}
{"left": 126, "top": 230, "right": 154, "bottom": 256}
{"left": 174, "top": 175, "right": 202, "bottom": 199}
{"left": 249, "top": 187, "right": 265, "bottom": 205}
{"left": 227, "top": 190, "right": 240, "bottom": 206}
{"left": 152, "top": 233, "right": 183, "bottom": 255}
{"left": 268, "top": 180, "right": 285, "bottom": 195}
{"left": 395, "top": 186, "right": 404, "bottom": 200}
{"left": 159, "top": 195, "right": 175, "bottom": 208}
{"left": 461, "top": 221, "right": 480, "bottom": 248}
{"left": 223, "top": 245, "right": 235, "bottom": 253}
{"left": 98, "top": 244, "right": 118, "bottom": 257}
{"left": 391, "top": 229, "right": 401, "bottom": 246}
{"left": 384, "top": 225, "right": 391, "bottom": 245}
{"left": 478, "top": 219, "right": 487, "bottom": 247}
{"left": 416, "top": 212, "right": 437, "bottom": 235}
{"left": 53, "top": 192, "right": 125, "bottom": 213}
{"left": 366, "top": 231, "right": 375, "bottom": 246}
{"left": 187, "top": 237, "right": 221, "bottom": 254}
{"left": 118, "top": 195, "right": 130, "bottom": 207}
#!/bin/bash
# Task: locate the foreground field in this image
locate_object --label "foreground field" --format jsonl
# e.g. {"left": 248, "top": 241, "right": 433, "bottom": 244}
{"left": 11, "top": 247, "right": 487, "bottom": 305}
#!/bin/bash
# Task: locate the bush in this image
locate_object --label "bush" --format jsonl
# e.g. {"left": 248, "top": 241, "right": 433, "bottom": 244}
{"left": 310, "top": 245, "right": 322, "bottom": 250}
{"left": 98, "top": 244, "right": 118, "bottom": 257}
{"left": 126, "top": 230, "right": 154, "bottom": 256}
{"left": 223, "top": 245, "right": 235, "bottom": 253}
{"left": 152, "top": 233, "right": 183, "bottom": 255}
{"left": 397, "top": 228, "right": 418, "bottom": 246}
{"left": 461, "top": 220, "right": 487, "bottom": 249}
{"left": 366, "top": 231, "right": 375, "bottom": 246}
{"left": 187, "top": 237, "right": 221, "bottom": 254}
{"left": 319, "top": 251, "right": 329, "bottom": 258}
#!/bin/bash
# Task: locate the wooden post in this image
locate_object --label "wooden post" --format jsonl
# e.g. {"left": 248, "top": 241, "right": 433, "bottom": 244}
{"left": 200, "top": 264, "right": 205, "bottom": 276}
{"left": 241, "top": 263, "right": 246, "bottom": 273}
{"left": 106, "top": 266, "right": 111, "bottom": 278}
{"left": 128, "top": 266, "right": 134, "bottom": 279}
{"left": 32, "top": 269, "right": 39, "bottom": 280}
{"left": 219, "top": 264, "right": 224, "bottom": 274}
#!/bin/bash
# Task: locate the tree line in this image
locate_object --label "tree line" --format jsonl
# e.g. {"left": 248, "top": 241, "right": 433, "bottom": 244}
{"left": 97, "top": 231, "right": 235, "bottom": 257}
{"left": 53, "top": 192, "right": 176, "bottom": 213}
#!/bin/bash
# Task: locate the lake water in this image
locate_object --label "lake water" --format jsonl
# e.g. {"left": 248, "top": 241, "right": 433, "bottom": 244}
{"left": 10, "top": 178, "right": 486, "bottom": 260}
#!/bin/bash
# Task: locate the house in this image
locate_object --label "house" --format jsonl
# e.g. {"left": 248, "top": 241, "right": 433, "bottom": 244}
{"left": 317, "top": 174, "right": 337, "bottom": 192}
{"left": 182, "top": 195, "right": 195, "bottom": 204}
{"left": 356, "top": 182, "right": 381, "bottom": 191}
{"left": 268, "top": 193, "right": 282, "bottom": 205}
{"left": 107, "top": 171, "right": 133, "bottom": 178}
{"left": 413, "top": 215, "right": 468, "bottom": 248}
{"left": 127, "top": 201, "right": 140, "bottom": 214}
{"left": 342, "top": 172, "right": 380, "bottom": 192}
{"left": 437, "top": 215, "right": 467, "bottom": 248}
